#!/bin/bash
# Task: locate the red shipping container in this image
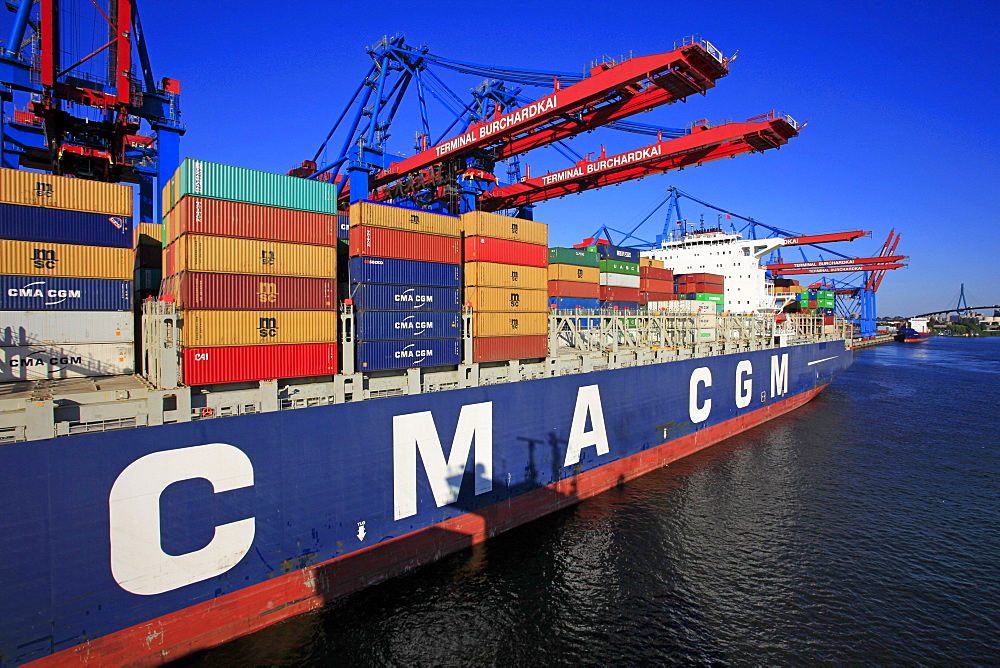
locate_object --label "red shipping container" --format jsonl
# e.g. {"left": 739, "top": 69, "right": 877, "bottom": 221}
{"left": 473, "top": 335, "right": 547, "bottom": 362}
{"left": 463, "top": 236, "right": 548, "bottom": 268}
{"left": 823, "top": 316, "right": 835, "bottom": 325}
{"left": 599, "top": 285, "right": 640, "bottom": 301}
{"left": 639, "top": 277, "right": 674, "bottom": 293}
{"left": 547, "top": 280, "right": 600, "bottom": 298}
{"left": 350, "top": 226, "right": 461, "bottom": 264}
{"left": 641, "top": 291, "right": 676, "bottom": 302}
{"left": 162, "top": 272, "right": 337, "bottom": 310}
{"left": 165, "top": 197, "right": 339, "bottom": 246}
{"left": 639, "top": 266, "right": 673, "bottom": 281}
{"left": 676, "top": 282, "right": 724, "bottom": 295}
{"left": 181, "top": 343, "right": 338, "bottom": 385}
{"left": 676, "top": 272, "right": 724, "bottom": 284}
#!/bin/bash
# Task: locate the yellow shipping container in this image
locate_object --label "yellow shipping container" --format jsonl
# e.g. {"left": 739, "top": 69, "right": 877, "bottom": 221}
{"left": 474, "top": 311, "right": 548, "bottom": 337}
{"left": 0, "top": 239, "right": 131, "bottom": 279}
{"left": 180, "top": 310, "right": 338, "bottom": 347}
{"left": 0, "top": 168, "right": 132, "bottom": 216}
{"left": 547, "top": 264, "right": 600, "bottom": 283}
{"left": 460, "top": 211, "right": 547, "bottom": 246}
{"left": 168, "top": 235, "right": 335, "bottom": 277}
{"left": 349, "top": 200, "right": 460, "bottom": 237}
{"left": 465, "top": 287, "right": 548, "bottom": 312}
{"left": 133, "top": 222, "right": 163, "bottom": 248}
{"left": 639, "top": 257, "right": 664, "bottom": 269}
{"left": 463, "top": 262, "right": 546, "bottom": 289}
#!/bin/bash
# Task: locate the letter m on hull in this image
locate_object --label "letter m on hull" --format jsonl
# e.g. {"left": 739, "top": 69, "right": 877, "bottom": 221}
{"left": 392, "top": 402, "right": 492, "bottom": 520}
{"left": 770, "top": 353, "right": 789, "bottom": 397}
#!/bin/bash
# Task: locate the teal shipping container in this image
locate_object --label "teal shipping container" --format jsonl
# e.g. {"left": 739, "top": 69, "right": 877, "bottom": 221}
{"left": 548, "top": 247, "right": 600, "bottom": 268}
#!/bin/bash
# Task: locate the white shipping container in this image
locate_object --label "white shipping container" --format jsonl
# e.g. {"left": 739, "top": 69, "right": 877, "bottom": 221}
{"left": 599, "top": 272, "right": 640, "bottom": 288}
{"left": 695, "top": 314, "right": 717, "bottom": 329}
{"left": 0, "top": 343, "right": 134, "bottom": 382}
{"left": 1, "top": 311, "right": 134, "bottom": 346}
{"left": 695, "top": 328, "right": 717, "bottom": 343}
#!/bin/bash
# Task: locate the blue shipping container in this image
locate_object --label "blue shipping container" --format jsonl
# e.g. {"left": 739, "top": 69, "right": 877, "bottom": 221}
{"left": 348, "top": 257, "right": 460, "bottom": 288}
{"left": 599, "top": 300, "right": 639, "bottom": 310}
{"left": 0, "top": 202, "right": 132, "bottom": 248}
{"left": 356, "top": 311, "right": 462, "bottom": 341}
{"left": 337, "top": 215, "right": 350, "bottom": 239}
{"left": 549, "top": 297, "right": 601, "bottom": 310}
{"left": 356, "top": 339, "right": 462, "bottom": 371}
{"left": 348, "top": 284, "right": 461, "bottom": 312}
{"left": 593, "top": 244, "right": 640, "bottom": 263}
{"left": 0, "top": 275, "right": 132, "bottom": 311}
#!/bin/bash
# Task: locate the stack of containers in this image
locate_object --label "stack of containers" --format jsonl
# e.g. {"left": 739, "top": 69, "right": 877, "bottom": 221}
{"left": 814, "top": 289, "right": 835, "bottom": 316}
{"left": 0, "top": 168, "right": 134, "bottom": 382}
{"left": 462, "top": 211, "right": 549, "bottom": 362}
{"left": 638, "top": 257, "right": 676, "bottom": 307}
{"left": 547, "top": 246, "right": 600, "bottom": 309}
{"left": 595, "top": 243, "right": 640, "bottom": 309}
{"left": 160, "top": 159, "right": 340, "bottom": 385}
{"left": 348, "top": 200, "right": 462, "bottom": 370}
{"left": 676, "top": 272, "right": 725, "bottom": 312}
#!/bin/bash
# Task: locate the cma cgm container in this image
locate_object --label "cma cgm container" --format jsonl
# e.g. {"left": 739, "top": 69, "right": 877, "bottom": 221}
{"left": 347, "top": 257, "right": 460, "bottom": 288}
{"left": 0, "top": 240, "right": 131, "bottom": 279}
{"left": 180, "top": 310, "right": 338, "bottom": 347}
{"left": 162, "top": 273, "right": 336, "bottom": 310}
{"left": 464, "top": 262, "right": 546, "bottom": 289}
{"left": 548, "top": 247, "right": 599, "bottom": 267}
{"left": 349, "top": 200, "right": 461, "bottom": 237}
{"left": 0, "top": 203, "right": 132, "bottom": 248}
{"left": 473, "top": 335, "right": 547, "bottom": 363}
{"left": 1, "top": 311, "right": 133, "bottom": 345}
{"left": 0, "top": 343, "right": 133, "bottom": 382}
{"left": 166, "top": 235, "right": 336, "bottom": 278}
{"left": 473, "top": 312, "right": 547, "bottom": 337}
{"left": 0, "top": 276, "right": 131, "bottom": 310}
{"left": 547, "top": 280, "right": 600, "bottom": 299}
{"left": 163, "top": 159, "right": 337, "bottom": 215}
{"left": 0, "top": 168, "right": 132, "bottom": 216}
{"left": 463, "top": 237, "right": 548, "bottom": 267}
{"left": 355, "top": 311, "right": 461, "bottom": 341}
{"left": 346, "top": 284, "right": 461, "bottom": 312}
{"left": 350, "top": 226, "right": 461, "bottom": 264}
{"left": 465, "top": 287, "right": 548, "bottom": 312}
{"left": 181, "top": 343, "right": 338, "bottom": 385}
{"left": 356, "top": 339, "right": 461, "bottom": 371}
{"left": 547, "top": 264, "right": 599, "bottom": 283}
{"left": 460, "top": 211, "right": 548, "bottom": 246}
{"left": 164, "top": 197, "right": 339, "bottom": 246}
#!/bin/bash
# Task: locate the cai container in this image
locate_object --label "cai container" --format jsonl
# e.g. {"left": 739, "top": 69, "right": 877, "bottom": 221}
{"left": 348, "top": 256, "right": 460, "bottom": 288}
{"left": 181, "top": 343, "right": 338, "bottom": 385}
{"left": 166, "top": 235, "right": 336, "bottom": 278}
{"left": 349, "top": 226, "right": 461, "bottom": 264}
{"left": 0, "top": 168, "right": 132, "bottom": 216}
{"left": 465, "top": 287, "right": 548, "bottom": 312}
{"left": 547, "top": 280, "right": 600, "bottom": 299}
{"left": 460, "top": 211, "right": 548, "bottom": 246}
{"left": 356, "top": 339, "right": 461, "bottom": 371}
{"left": 547, "top": 264, "right": 599, "bottom": 283}
{"left": 0, "top": 239, "right": 131, "bottom": 279}
{"left": 0, "top": 343, "right": 133, "bottom": 382}
{"left": 473, "top": 312, "right": 547, "bottom": 337}
{"left": 1, "top": 311, "right": 134, "bottom": 345}
{"left": 164, "top": 197, "right": 339, "bottom": 246}
{"left": 0, "top": 275, "right": 131, "bottom": 311}
{"left": 464, "top": 262, "right": 546, "bottom": 289}
{"left": 472, "top": 335, "right": 547, "bottom": 362}
{"left": 0, "top": 202, "right": 132, "bottom": 248}
{"left": 355, "top": 311, "right": 462, "bottom": 341}
{"left": 349, "top": 200, "right": 461, "bottom": 237}
{"left": 162, "top": 273, "right": 337, "bottom": 310}
{"left": 179, "top": 310, "right": 338, "bottom": 347}
{"left": 462, "top": 236, "right": 547, "bottom": 267}
{"left": 347, "top": 284, "right": 461, "bottom": 312}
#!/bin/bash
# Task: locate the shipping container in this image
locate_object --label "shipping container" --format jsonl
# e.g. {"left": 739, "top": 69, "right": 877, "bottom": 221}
{"left": 349, "top": 200, "right": 460, "bottom": 237}
{"left": 164, "top": 159, "right": 337, "bottom": 215}
{"left": 181, "top": 343, "right": 338, "bottom": 385}
{"left": 548, "top": 247, "right": 600, "bottom": 267}
{"left": 599, "top": 285, "right": 640, "bottom": 302}
{"left": 350, "top": 226, "right": 461, "bottom": 264}
{"left": 460, "top": 211, "right": 547, "bottom": 246}
{"left": 356, "top": 339, "right": 461, "bottom": 371}
{"left": 164, "top": 197, "right": 339, "bottom": 246}
{"left": 356, "top": 311, "right": 462, "bottom": 341}
{"left": 462, "top": 236, "right": 547, "bottom": 267}
{"left": 1, "top": 311, "right": 134, "bottom": 345}
{"left": 695, "top": 329, "right": 717, "bottom": 342}
{"left": 549, "top": 297, "right": 600, "bottom": 310}
{"left": 0, "top": 275, "right": 131, "bottom": 311}
{"left": 0, "top": 168, "right": 132, "bottom": 216}
{"left": 167, "top": 235, "right": 336, "bottom": 277}
{"left": 179, "top": 310, "right": 338, "bottom": 347}
{"left": 473, "top": 335, "right": 547, "bottom": 363}
{"left": 348, "top": 256, "right": 460, "bottom": 288}
{"left": 162, "top": 273, "right": 337, "bottom": 310}
{"left": 598, "top": 259, "right": 639, "bottom": 276}
{"left": 464, "top": 262, "right": 547, "bottom": 289}
{"left": 592, "top": 244, "right": 640, "bottom": 263}
{"left": 547, "top": 264, "right": 599, "bottom": 283}
{"left": 337, "top": 214, "right": 350, "bottom": 239}
{"left": 347, "top": 283, "right": 461, "bottom": 312}
{"left": 639, "top": 266, "right": 673, "bottom": 281}
{"left": 640, "top": 291, "right": 676, "bottom": 303}
{"left": 135, "top": 244, "right": 162, "bottom": 269}
{"left": 0, "top": 239, "right": 131, "bottom": 279}
{"left": 682, "top": 292, "right": 725, "bottom": 303}
{"left": 638, "top": 257, "right": 664, "bottom": 269}
{"left": 599, "top": 273, "right": 640, "bottom": 288}
{"left": 547, "top": 280, "right": 600, "bottom": 299}
{"left": 465, "top": 287, "right": 548, "bottom": 312}
{"left": 135, "top": 268, "right": 161, "bottom": 292}
{"left": 675, "top": 282, "right": 724, "bottom": 295}
{"left": 675, "top": 272, "right": 724, "bottom": 284}
{"left": 133, "top": 222, "right": 162, "bottom": 248}
{"left": 0, "top": 343, "right": 133, "bottom": 382}
{"left": 598, "top": 301, "right": 639, "bottom": 310}
{"left": 473, "top": 312, "right": 547, "bottom": 337}
{"left": 0, "top": 202, "right": 132, "bottom": 248}
{"left": 639, "top": 277, "right": 674, "bottom": 293}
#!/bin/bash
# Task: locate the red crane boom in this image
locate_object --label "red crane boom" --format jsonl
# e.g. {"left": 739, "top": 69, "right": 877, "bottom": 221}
{"left": 774, "top": 263, "right": 906, "bottom": 276}
{"left": 765, "top": 255, "right": 907, "bottom": 271}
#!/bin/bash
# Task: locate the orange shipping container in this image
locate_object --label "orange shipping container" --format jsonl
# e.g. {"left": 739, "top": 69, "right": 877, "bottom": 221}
{"left": 473, "top": 312, "right": 547, "bottom": 337}
{"left": 547, "top": 264, "right": 599, "bottom": 283}
{"left": 0, "top": 239, "right": 131, "bottom": 279}
{"left": 473, "top": 335, "right": 548, "bottom": 362}
{"left": 639, "top": 257, "right": 665, "bottom": 269}
{"left": 463, "top": 262, "right": 546, "bottom": 289}
{"left": 0, "top": 168, "right": 132, "bottom": 216}
{"left": 349, "top": 200, "right": 460, "bottom": 237}
{"left": 164, "top": 197, "right": 339, "bottom": 246}
{"left": 166, "top": 235, "right": 336, "bottom": 278}
{"left": 180, "top": 310, "right": 338, "bottom": 347}
{"left": 465, "top": 287, "right": 548, "bottom": 312}
{"left": 460, "top": 211, "right": 548, "bottom": 246}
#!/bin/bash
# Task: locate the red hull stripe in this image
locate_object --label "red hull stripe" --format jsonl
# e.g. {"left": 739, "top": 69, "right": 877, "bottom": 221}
{"left": 38, "top": 385, "right": 826, "bottom": 666}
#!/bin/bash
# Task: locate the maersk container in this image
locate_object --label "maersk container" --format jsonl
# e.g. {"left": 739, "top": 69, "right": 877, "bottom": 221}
{"left": 598, "top": 259, "right": 639, "bottom": 276}
{"left": 547, "top": 280, "right": 600, "bottom": 299}
{"left": 599, "top": 272, "right": 640, "bottom": 289}
{"left": 548, "top": 247, "right": 599, "bottom": 267}
{"left": 164, "top": 197, "right": 339, "bottom": 246}
{"left": 473, "top": 312, "right": 547, "bottom": 337}
{"left": 1, "top": 311, "right": 133, "bottom": 346}
{"left": 181, "top": 343, "right": 338, "bottom": 385}
{"left": 464, "top": 262, "right": 546, "bottom": 289}
{"left": 463, "top": 236, "right": 547, "bottom": 267}
{"left": 164, "top": 159, "right": 338, "bottom": 215}
{"left": 356, "top": 339, "right": 461, "bottom": 371}
{"left": 639, "top": 266, "right": 673, "bottom": 281}
{"left": 355, "top": 311, "right": 461, "bottom": 341}
{"left": 549, "top": 297, "right": 600, "bottom": 310}
{"left": 599, "top": 285, "right": 640, "bottom": 302}
{"left": 0, "top": 276, "right": 131, "bottom": 311}
{"left": 547, "top": 264, "right": 599, "bottom": 283}
{"left": 349, "top": 200, "right": 461, "bottom": 237}
{"left": 473, "top": 335, "right": 547, "bottom": 363}
{"left": 0, "top": 239, "right": 131, "bottom": 279}
{"left": 348, "top": 256, "right": 460, "bottom": 288}
{"left": 167, "top": 235, "right": 336, "bottom": 278}
{"left": 0, "top": 168, "right": 132, "bottom": 216}
{"left": 465, "top": 287, "right": 548, "bottom": 312}
{"left": 163, "top": 273, "right": 337, "bottom": 310}
{"left": 0, "top": 203, "right": 132, "bottom": 248}
{"left": 347, "top": 284, "right": 461, "bottom": 312}
{"left": 592, "top": 244, "right": 639, "bottom": 263}
{"left": 349, "top": 226, "right": 461, "bottom": 264}
{"left": 0, "top": 343, "right": 133, "bottom": 382}
{"left": 460, "top": 211, "right": 548, "bottom": 246}
{"left": 179, "top": 310, "right": 338, "bottom": 347}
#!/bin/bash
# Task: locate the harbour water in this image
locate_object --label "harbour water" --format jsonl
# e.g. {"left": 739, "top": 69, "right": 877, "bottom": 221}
{"left": 176, "top": 337, "right": 999, "bottom": 665}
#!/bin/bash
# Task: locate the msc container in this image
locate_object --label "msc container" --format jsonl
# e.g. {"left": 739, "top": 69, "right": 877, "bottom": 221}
{"left": 348, "top": 256, "right": 460, "bottom": 288}
{"left": 164, "top": 197, "right": 339, "bottom": 246}
{"left": 135, "top": 268, "right": 162, "bottom": 292}
{"left": 355, "top": 311, "right": 462, "bottom": 341}
{"left": 460, "top": 211, "right": 547, "bottom": 246}
{"left": 473, "top": 312, "right": 547, "bottom": 337}
{"left": 347, "top": 284, "right": 461, "bottom": 312}
{"left": 0, "top": 202, "right": 132, "bottom": 248}
{"left": 0, "top": 168, "right": 132, "bottom": 216}
{"left": 181, "top": 343, "right": 338, "bottom": 385}
{"left": 465, "top": 287, "right": 548, "bottom": 312}
{"left": 599, "top": 285, "right": 640, "bottom": 302}
{"left": 0, "top": 239, "right": 131, "bottom": 279}
{"left": 163, "top": 273, "right": 337, "bottom": 310}
{"left": 549, "top": 297, "right": 600, "bottom": 310}
{"left": 548, "top": 247, "right": 599, "bottom": 267}
{"left": 350, "top": 226, "right": 461, "bottom": 264}
{"left": 164, "top": 159, "right": 338, "bottom": 215}
{"left": 1, "top": 311, "right": 133, "bottom": 345}
{"left": 547, "top": 264, "right": 599, "bottom": 283}
{"left": 356, "top": 339, "right": 461, "bottom": 371}
{"left": 473, "top": 335, "right": 547, "bottom": 362}
{"left": 167, "top": 235, "right": 336, "bottom": 278}
{"left": 639, "top": 266, "right": 673, "bottom": 281}
{"left": 463, "top": 236, "right": 547, "bottom": 268}
{"left": 639, "top": 257, "right": 664, "bottom": 269}
{"left": 547, "top": 280, "right": 600, "bottom": 299}
{"left": 349, "top": 200, "right": 461, "bottom": 237}
{"left": 592, "top": 244, "right": 639, "bottom": 263}
{"left": 598, "top": 259, "right": 639, "bottom": 276}
{"left": 464, "top": 262, "right": 546, "bottom": 289}
{"left": 180, "top": 310, "right": 338, "bottom": 347}
{"left": 0, "top": 275, "right": 131, "bottom": 311}
{"left": 640, "top": 277, "right": 674, "bottom": 293}
{"left": 599, "top": 273, "right": 640, "bottom": 288}
{"left": 0, "top": 343, "right": 133, "bottom": 382}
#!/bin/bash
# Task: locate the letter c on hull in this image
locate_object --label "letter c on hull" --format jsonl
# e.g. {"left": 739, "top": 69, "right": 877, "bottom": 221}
{"left": 109, "top": 443, "right": 255, "bottom": 595}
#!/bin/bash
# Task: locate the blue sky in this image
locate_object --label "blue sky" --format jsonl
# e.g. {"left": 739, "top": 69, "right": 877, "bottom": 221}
{"left": 98, "top": 2, "right": 1000, "bottom": 314}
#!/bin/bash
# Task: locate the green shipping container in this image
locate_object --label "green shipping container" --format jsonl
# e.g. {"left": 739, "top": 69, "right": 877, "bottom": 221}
{"left": 598, "top": 259, "right": 639, "bottom": 276}
{"left": 693, "top": 293, "right": 724, "bottom": 303}
{"left": 547, "top": 247, "right": 600, "bottom": 268}
{"left": 164, "top": 159, "right": 338, "bottom": 216}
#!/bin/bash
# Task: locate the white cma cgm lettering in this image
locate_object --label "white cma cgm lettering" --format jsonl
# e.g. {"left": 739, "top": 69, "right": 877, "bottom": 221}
{"left": 395, "top": 321, "right": 432, "bottom": 329}
{"left": 6, "top": 288, "right": 82, "bottom": 298}
{"left": 395, "top": 294, "right": 432, "bottom": 302}
{"left": 563, "top": 385, "right": 610, "bottom": 467}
